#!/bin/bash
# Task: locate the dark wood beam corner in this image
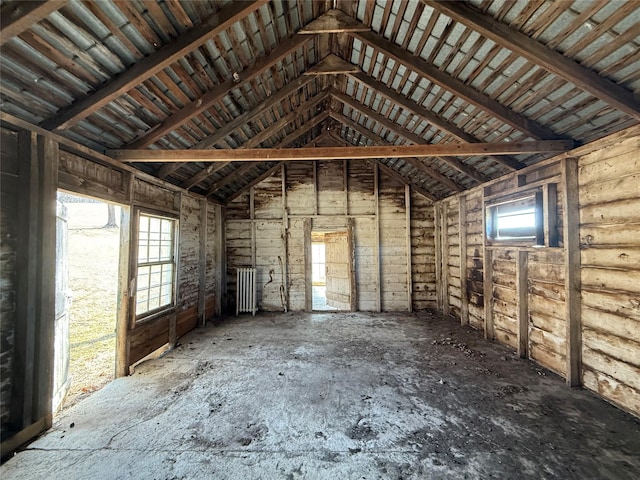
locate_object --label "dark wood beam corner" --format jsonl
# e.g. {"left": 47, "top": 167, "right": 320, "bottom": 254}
{"left": 0, "top": 1, "right": 66, "bottom": 45}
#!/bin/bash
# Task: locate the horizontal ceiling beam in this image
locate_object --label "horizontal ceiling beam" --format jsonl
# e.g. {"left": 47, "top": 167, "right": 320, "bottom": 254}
{"left": 347, "top": 70, "right": 523, "bottom": 172}
{"left": 127, "top": 33, "right": 313, "bottom": 148}
{"left": 330, "top": 89, "right": 488, "bottom": 184}
{"left": 0, "top": 1, "right": 65, "bottom": 45}
{"left": 41, "top": 1, "right": 267, "bottom": 131}
{"left": 110, "top": 140, "right": 573, "bottom": 163}
{"left": 329, "top": 110, "right": 464, "bottom": 193}
{"left": 424, "top": 0, "right": 640, "bottom": 121}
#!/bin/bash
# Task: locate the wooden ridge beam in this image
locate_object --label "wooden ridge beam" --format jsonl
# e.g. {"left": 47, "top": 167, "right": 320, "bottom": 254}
{"left": 348, "top": 70, "right": 522, "bottom": 172}
{"left": 0, "top": 1, "right": 65, "bottom": 45}
{"left": 425, "top": 0, "right": 640, "bottom": 121}
{"left": 329, "top": 110, "right": 463, "bottom": 194}
{"left": 41, "top": 1, "right": 267, "bottom": 130}
{"left": 127, "top": 33, "right": 313, "bottom": 148}
{"left": 110, "top": 140, "right": 573, "bottom": 162}
{"left": 347, "top": 15, "right": 560, "bottom": 140}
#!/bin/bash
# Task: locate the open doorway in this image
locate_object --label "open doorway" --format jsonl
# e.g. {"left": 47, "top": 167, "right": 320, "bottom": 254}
{"left": 311, "top": 230, "right": 352, "bottom": 311}
{"left": 54, "top": 192, "right": 122, "bottom": 413}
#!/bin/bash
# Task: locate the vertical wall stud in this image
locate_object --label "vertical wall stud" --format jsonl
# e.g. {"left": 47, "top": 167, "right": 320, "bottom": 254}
{"left": 198, "top": 198, "right": 207, "bottom": 326}
{"left": 434, "top": 203, "right": 443, "bottom": 312}
{"left": 516, "top": 250, "right": 529, "bottom": 357}
{"left": 374, "top": 163, "right": 381, "bottom": 312}
{"left": 562, "top": 158, "right": 582, "bottom": 386}
{"left": 483, "top": 248, "right": 494, "bottom": 340}
{"left": 459, "top": 195, "right": 469, "bottom": 325}
{"left": 405, "top": 185, "right": 413, "bottom": 312}
{"left": 441, "top": 202, "right": 449, "bottom": 316}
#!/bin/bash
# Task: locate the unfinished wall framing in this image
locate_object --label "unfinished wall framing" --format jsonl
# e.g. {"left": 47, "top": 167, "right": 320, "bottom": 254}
{"left": 0, "top": 120, "right": 223, "bottom": 452}
{"left": 224, "top": 160, "right": 437, "bottom": 313}
{"left": 434, "top": 128, "right": 640, "bottom": 417}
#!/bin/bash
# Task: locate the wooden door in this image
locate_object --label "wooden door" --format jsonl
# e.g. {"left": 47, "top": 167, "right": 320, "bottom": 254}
{"left": 324, "top": 231, "right": 351, "bottom": 310}
{"left": 53, "top": 201, "right": 71, "bottom": 413}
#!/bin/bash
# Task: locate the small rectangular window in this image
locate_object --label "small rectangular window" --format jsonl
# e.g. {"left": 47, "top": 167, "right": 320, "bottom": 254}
{"left": 486, "top": 193, "right": 543, "bottom": 244}
{"left": 135, "top": 212, "right": 176, "bottom": 318}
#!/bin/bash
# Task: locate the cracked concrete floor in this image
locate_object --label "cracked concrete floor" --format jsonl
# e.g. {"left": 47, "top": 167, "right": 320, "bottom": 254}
{"left": 3, "top": 311, "right": 640, "bottom": 479}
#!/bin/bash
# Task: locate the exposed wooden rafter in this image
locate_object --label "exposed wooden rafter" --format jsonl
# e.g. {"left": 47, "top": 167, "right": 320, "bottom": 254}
{"left": 0, "top": 1, "right": 65, "bottom": 45}
{"left": 127, "top": 34, "right": 314, "bottom": 149}
{"left": 192, "top": 76, "right": 316, "bottom": 150}
{"left": 328, "top": 11, "right": 562, "bottom": 140}
{"left": 376, "top": 162, "right": 437, "bottom": 202}
{"left": 424, "top": 0, "right": 640, "bottom": 121}
{"left": 330, "top": 89, "right": 485, "bottom": 186}
{"left": 329, "top": 110, "right": 464, "bottom": 194}
{"left": 40, "top": 1, "right": 268, "bottom": 131}
{"left": 347, "top": 70, "right": 523, "bottom": 172}
{"left": 180, "top": 162, "right": 231, "bottom": 190}
{"left": 179, "top": 96, "right": 330, "bottom": 189}
{"left": 110, "top": 140, "right": 573, "bottom": 163}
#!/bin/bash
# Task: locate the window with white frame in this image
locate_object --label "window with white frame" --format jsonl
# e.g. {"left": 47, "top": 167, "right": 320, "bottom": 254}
{"left": 135, "top": 212, "right": 176, "bottom": 318}
{"left": 486, "top": 193, "right": 544, "bottom": 244}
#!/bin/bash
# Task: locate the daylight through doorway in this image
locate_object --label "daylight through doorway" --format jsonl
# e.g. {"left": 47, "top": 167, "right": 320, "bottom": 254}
{"left": 55, "top": 192, "right": 121, "bottom": 413}
{"left": 311, "top": 234, "right": 334, "bottom": 311}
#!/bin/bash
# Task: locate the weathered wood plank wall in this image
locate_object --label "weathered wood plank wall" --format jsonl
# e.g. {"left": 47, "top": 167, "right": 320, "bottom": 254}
{"left": 56, "top": 149, "right": 220, "bottom": 369}
{"left": 578, "top": 136, "right": 640, "bottom": 415}
{"left": 1, "top": 128, "right": 19, "bottom": 432}
{"left": 435, "top": 130, "right": 640, "bottom": 416}
{"left": 225, "top": 160, "right": 436, "bottom": 313}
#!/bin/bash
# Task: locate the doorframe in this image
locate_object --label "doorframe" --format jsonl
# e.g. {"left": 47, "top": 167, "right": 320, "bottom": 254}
{"left": 304, "top": 219, "right": 356, "bottom": 312}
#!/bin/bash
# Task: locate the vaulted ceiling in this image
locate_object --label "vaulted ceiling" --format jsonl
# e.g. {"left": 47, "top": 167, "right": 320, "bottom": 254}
{"left": 1, "top": 0, "right": 639, "bottom": 203}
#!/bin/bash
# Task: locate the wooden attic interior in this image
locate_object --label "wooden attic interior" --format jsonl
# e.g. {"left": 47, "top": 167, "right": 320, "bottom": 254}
{"left": 1, "top": 0, "right": 639, "bottom": 463}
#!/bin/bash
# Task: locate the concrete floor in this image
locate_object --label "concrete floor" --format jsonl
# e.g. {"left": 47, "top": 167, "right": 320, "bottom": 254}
{"left": 3, "top": 311, "right": 639, "bottom": 479}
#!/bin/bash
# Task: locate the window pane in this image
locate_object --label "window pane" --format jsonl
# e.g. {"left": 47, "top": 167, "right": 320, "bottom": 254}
{"left": 135, "top": 213, "right": 176, "bottom": 317}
